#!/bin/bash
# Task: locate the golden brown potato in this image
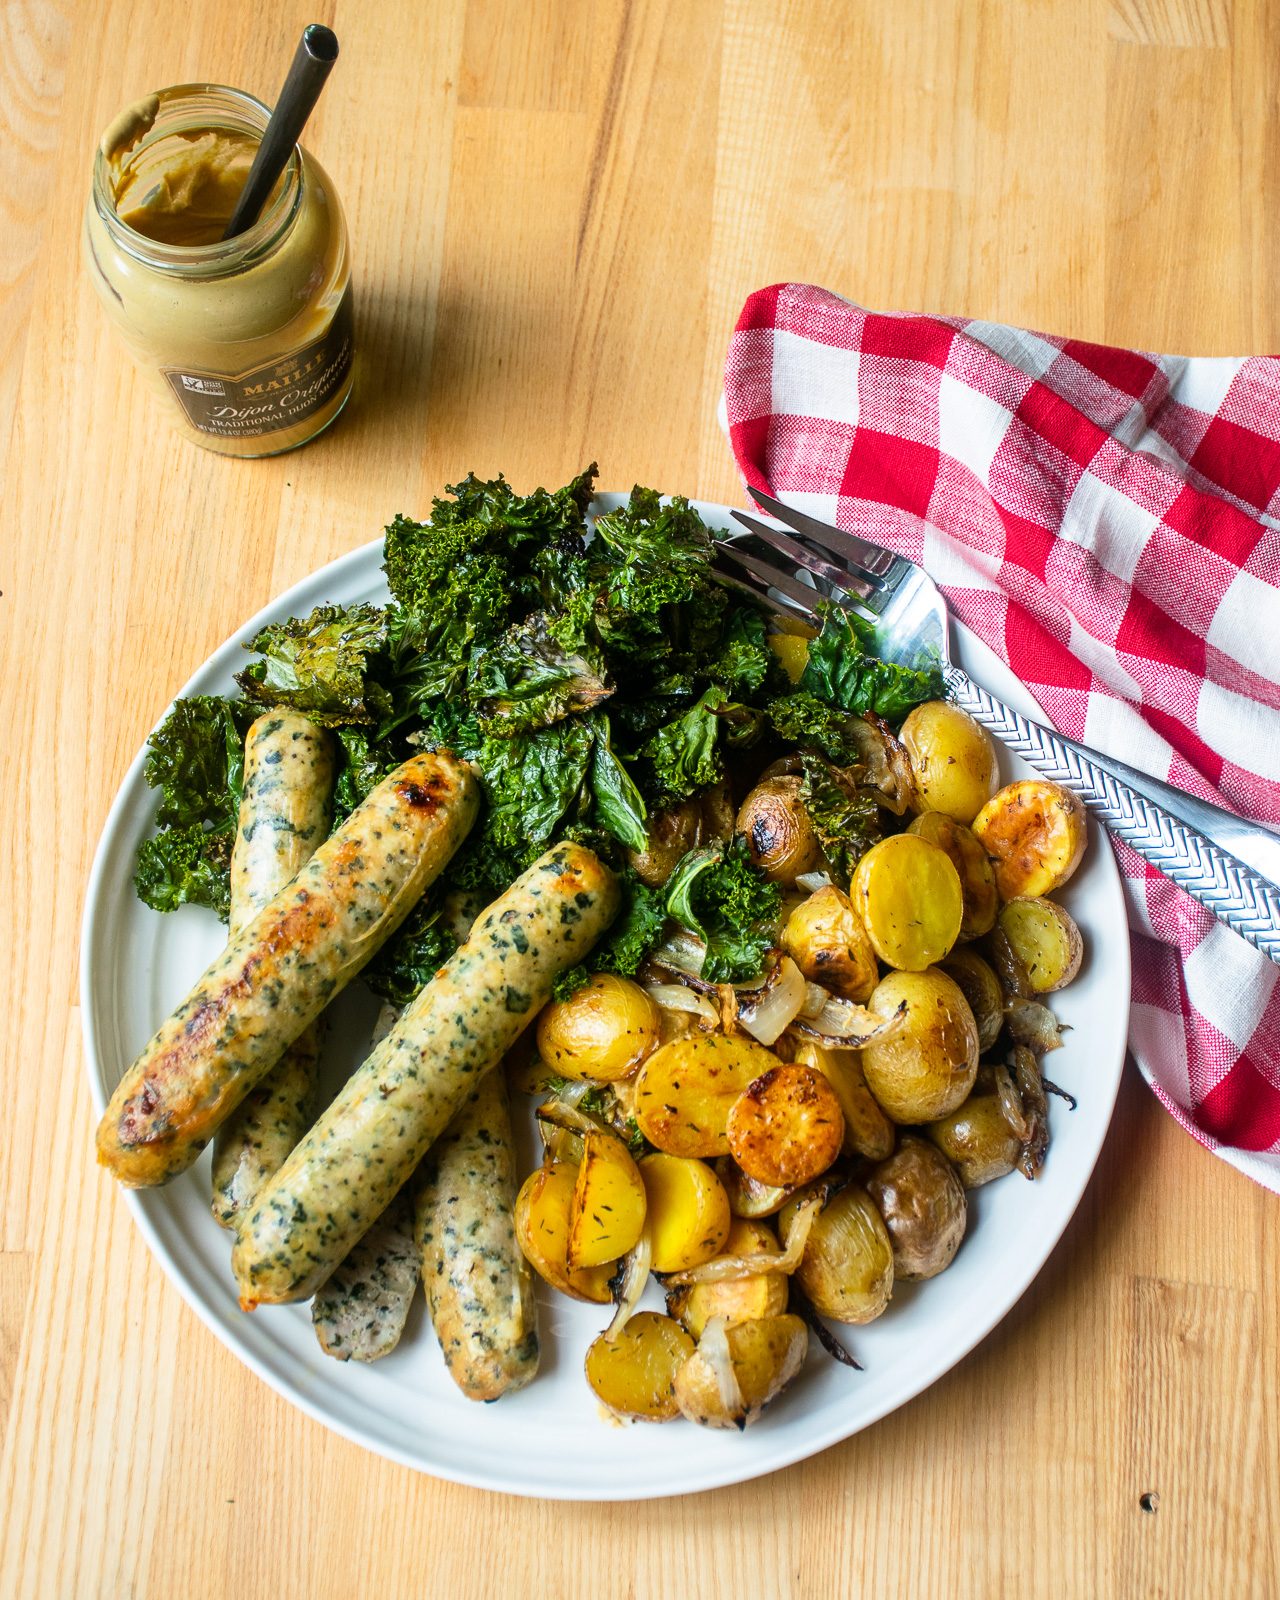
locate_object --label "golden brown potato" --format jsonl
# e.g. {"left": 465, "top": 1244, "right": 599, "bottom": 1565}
{"left": 666, "top": 1218, "right": 790, "bottom": 1337}
{"left": 700, "top": 782, "right": 737, "bottom": 843}
{"left": 640, "top": 1152, "right": 732, "bottom": 1272}
{"left": 634, "top": 1033, "right": 780, "bottom": 1158}
{"left": 585, "top": 1312, "right": 696, "bottom": 1421}
{"left": 567, "top": 1129, "right": 648, "bottom": 1269}
{"left": 792, "top": 1041, "right": 895, "bottom": 1161}
{"left": 850, "top": 834, "right": 964, "bottom": 971}
{"left": 628, "top": 800, "right": 704, "bottom": 887}
{"left": 780, "top": 885, "right": 879, "bottom": 1002}
{"left": 514, "top": 1164, "right": 614, "bottom": 1303}
{"left": 673, "top": 1314, "right": 809, "bottom": 1428}
{"left": 866, "top": 1135, "right": 967, "bottom": 1281}
{"left": 781, "top": 1184, "right": 893, "bottom": 1324}
{"left": 907, "top": 812, "right": 999, "bottom": 940}
{"left": 535, "top": 973, "right": 660, "bottom": 1083}
{"left": 937, "top": 948, "right": 1005, "bottom": 1052}
{"left": 925, "top": 1071, "right": 1023, "bottom": 1186}
{"left": 715, "top": 1155, "right": 793, "bottom": 1219}
{"left": 972, "top": 780, "right": 1087, "bottom": 900}
{"left": 997, "top": 897, "right": 1083, "bottom": 992}
{"left": 900, "top": 700, "right": 999, "bottom": 824}
{"left": 861, "top": 968, "right": 980, "bottom": 1123}
{"left": 767, "top": 630, "right": 812, "bottom": 686}
{"left": 726, "top": 1064, "right": 845, "bottom": 1188}
{"left": 736, "top": 775, "right": 825, "bottom": 885}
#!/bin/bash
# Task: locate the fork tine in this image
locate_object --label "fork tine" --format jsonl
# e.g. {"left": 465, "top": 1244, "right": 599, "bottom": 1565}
{"left": 714, "top": 545, "right": 823, "bottom": 617}
{"left": 747, "top": 485, "right": 900, "bottom": 580}
{"left": 729, "top": 509, "right": 879, "bottom": 600}
{"left": 710, "top": 562, "right": 814, "bottom": 625}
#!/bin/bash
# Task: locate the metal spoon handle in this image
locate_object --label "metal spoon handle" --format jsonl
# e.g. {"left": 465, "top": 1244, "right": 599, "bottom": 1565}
{"left": 943, "top": 663, "right": 1280, "bottom": 966}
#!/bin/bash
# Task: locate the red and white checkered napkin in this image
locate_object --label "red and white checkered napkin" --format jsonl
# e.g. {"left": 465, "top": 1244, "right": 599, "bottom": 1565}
{"left": 723, "top": 282, "right": 1280, "bottom": 1191}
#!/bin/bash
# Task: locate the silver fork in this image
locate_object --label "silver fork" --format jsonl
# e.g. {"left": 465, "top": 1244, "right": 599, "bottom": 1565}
{"left": 717, "top": 485, "right": 1280, "bottom": 967}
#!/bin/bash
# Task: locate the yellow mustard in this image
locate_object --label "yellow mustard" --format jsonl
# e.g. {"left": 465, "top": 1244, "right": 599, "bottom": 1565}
{"left": 84, "top": 84, "right": 354, "bottom": 457}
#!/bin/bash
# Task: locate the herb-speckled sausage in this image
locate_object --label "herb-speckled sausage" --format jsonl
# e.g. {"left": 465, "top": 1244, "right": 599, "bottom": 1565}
{"left": 232, "top": 843, "right": 619, "bottom": 1307}
{"left": 97, "top": 751, "right": 480, "bottom": 1188}
{"left": 415, "top": 1067, "right": 539, "bottom": 1400}
{"left": 211, "top": 712, "right": 334, "bottom": 1228}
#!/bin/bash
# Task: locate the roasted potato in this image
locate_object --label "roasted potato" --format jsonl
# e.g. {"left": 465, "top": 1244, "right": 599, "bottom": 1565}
{"left": 937, "top": 947, "right": 1005, "bottom": 1052}
{"left": 792, "top": 1040, "right": 895, "bottom": 1161}
{"left": 997, "top": 897, "right": 1083, "bottom": 992}
{"left": 634, "top": 1033, "right": 780, "bottom": 1158}
{"left": 768, "top": 631, "right": 811, "bottom": 686}
{"left": 628, "top": 800, "right": 704, "bottom": 887}
{"left": 850, "top": 833, "right": 964, "bottom": 971}
{"left": 715, "top": 1155, "right": 793, "bottom": 1218}
{"left": 640, "top": 1152, "right": 732, "bottom": 1272}
{"left": 585, "top": 1312, "right": 696, "bottom": 1422}
{"left": 567, "top": 1129, "right": 647, "bottom": 1269}
{"left": 860, "top": 968, "right": 980, "bottom": 1124}
{"left": 925, "top": 1069, "right": 1023, "bottom": 1186}
{"left": 667, "top": 1218, "right": 790, "bottom": 1337}
{"left": 781, "top": 1183, "right": 893, "bottom": 1324}
{"left": 736, "top": 775, "right": 825, "bottom": 885}
{"left": 907, "top": 812, "right": 999, "bottom": 940}
{"left": 514, "top": 1163, "right": 614, "bottom": 1303}
{"left": 866, "top": 1136, "right": 967, "bottom": 1280}
{"left": 780, "top": 885, "right": 879, "bottom": 1002}
{"left": 899, "top": 700, "right": 999, "bottom": 823}
{"left": 674, "top": 1314, "right": 809, "bottom": 1428}
{"left": 972, "top": 779, "right": 1087, "bottom": 899}
{"left": 726, "top": 1064, "right": 845, "bottom": 1188}
{"left": 536, "top": 973, "right": 660, "bottom": 1082}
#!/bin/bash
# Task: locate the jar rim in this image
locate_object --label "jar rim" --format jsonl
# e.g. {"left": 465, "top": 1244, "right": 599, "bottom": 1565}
{"left": 91, "top": 82, "right": 302, "bottom": 276}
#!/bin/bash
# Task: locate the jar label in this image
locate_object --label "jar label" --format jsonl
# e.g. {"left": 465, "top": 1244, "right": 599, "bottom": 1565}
{"left": 161, "top": 290, "right": 354, "bottom": 440}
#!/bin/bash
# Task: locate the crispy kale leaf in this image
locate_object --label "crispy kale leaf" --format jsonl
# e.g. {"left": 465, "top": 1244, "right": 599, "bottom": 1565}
{"left": 801, "top": 604, "right": 943, "bottom": 722}
{"left": 331, "top": 727, "right": 401, "bottom": 823}
{"left": 798, "top": 753, "right": 880, "bottom": 886}
{"left": 134, "top": 822, "right": 235, "bottom": 919}
{"left": 236, "top": 604, "right": 390, "bottom": 726}
{"left": 434, "top": 465, "right": 596, "bottom": 542}
{"left": 767, "top": 690, "right": 870, "bottom": 767}
{"left": 469, "top": 613, "right": 613, "bottom": 734}
{"left": 588, "top": 716, "right": 648, "bottom": 853}
{"left": 638, "top": 686, "right": 727, "bottom": 806}
{"left": 708, "top": 606, "right": 775, "bottom": 697}
{"left": 364, "top": 898, "right": 457, "bottom": 1006}
{"left": 664, "top": 837, "right": 781, "bottom": 983}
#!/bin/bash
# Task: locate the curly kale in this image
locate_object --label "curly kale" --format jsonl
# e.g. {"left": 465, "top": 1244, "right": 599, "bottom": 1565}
{"left": 664, "top": 837, "right": 782, "bottom": 984}
{"left": 801, "top": 603, "right": 943, "bottom": 722}
{"left": 767, "top": 690, "right": 870, "bottom": 768}
{"left": 363, "top": 897, "right": 458, "bottom": 1006}
{"left": 798, "top": 752, "right": 881, "bottom": 887}
{"left": 236, "top": 604, "right": 391, "bottom": 726}
{"left": 134, "top": 822, "right": 236, "bottom": 919}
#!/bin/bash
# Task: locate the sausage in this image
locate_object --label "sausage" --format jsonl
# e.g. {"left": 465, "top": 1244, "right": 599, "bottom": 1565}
{"left": 210, "top": 712, "right": 334, "bottom": 1227}
{"left": 311, "top": 1003, "right": 423, "bottom": 1363}
{"left": 97, "top": 751, "right": 480, "bottom": 1188}
{"left": 231, "top": 842, "right": 619, "bottom": 1307}
{"left": 414, "top": 1068, "right": 539, "bottom": 1399}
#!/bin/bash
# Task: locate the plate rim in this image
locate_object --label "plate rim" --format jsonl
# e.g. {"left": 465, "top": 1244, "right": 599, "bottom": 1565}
{"left": 80, "top": 495, "right": 1131, "bottom": 1500}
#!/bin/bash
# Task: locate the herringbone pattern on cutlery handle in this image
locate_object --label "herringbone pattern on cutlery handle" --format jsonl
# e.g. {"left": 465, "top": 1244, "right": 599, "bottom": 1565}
{"left": 943, "top": 665, "right": 1280, "bottom": 966}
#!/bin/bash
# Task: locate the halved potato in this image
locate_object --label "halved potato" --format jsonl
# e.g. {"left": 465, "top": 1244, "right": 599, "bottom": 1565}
{"left": 907, "top": 812, "right": 999, "bottom": 940}
{"left": 780, "top": 885, "right": 879, "bottom": 1002}
{"left": 792, "top": 1041, "right": 895, "bottom": 1162}
{"left": 634, "top": 1033, "right": 781, "bottom": 1158}
{"left": 997, "top": 897, "right": 1083, "bottom": 992}
{"left": 666, "top": 1218, "right": 789, "bottom": 1337}
{"left": 937, "top": 947, "right": 1005, "bottom": 1052}
{"left": 781, "top": 1184, "right": 893, "bottom": 1324}
{"left": 640, "top": 1152, "right": 732, "bottom": 1272}
{"left": 726, "top": 1064, "right": 844, "bottom": 1188}
{"left": 567, "top": 1129, "right": 647, "bottom": 1269}
{"left": 850, "top": 834, "right": 964, "bottom": 971}
{"left": 860, "top": 968, "right": 979, "bottom": 1124}
{"left": 715, "top": 1155, "right": 793, "bottom": 1219}
{"left": 514, "top": 1163, "right": 614, "bottom": 1303}
{"left": 768, "top": 631, "right": 811, "bottom": 685}
{"left": 899, "top": 700, "right": 999, "bottom": 823}
{"left": 535, "top": 973, "right": 661, "bottom": 1082}
{"left": 585, "top": 1311, "right": 696, "bottom": 1422}
{"left": 972, "top": 780, "right": 1087, "bottom": 899}
{"left": 673, "top": 1314, "right": 809, "bottom": 1428}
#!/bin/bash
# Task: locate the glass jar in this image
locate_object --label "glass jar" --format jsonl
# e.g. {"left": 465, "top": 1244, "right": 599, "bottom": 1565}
{"left": 84, "top": 83, "right": 354, "bottom": 458}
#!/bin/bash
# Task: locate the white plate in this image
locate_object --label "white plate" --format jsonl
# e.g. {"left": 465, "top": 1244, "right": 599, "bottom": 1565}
{"left": 81, "top": 495, "right": 1130, "bottom": 1500}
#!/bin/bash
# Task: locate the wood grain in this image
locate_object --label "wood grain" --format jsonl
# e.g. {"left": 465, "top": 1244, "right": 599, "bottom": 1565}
{"left": 2, "top": 0, "right": 1278, "bottom": 1595}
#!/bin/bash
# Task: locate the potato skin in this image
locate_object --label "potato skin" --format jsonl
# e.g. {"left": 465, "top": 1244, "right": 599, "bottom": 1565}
{"left": 514, "top": 1164, "right": 614, "bottom": 1303}
{"left": 997, "top": 898, "right": 1083, "bottom": 993}
{"left": 536, "top": 973, "right": 660, "bottom": 1082}
{"left": 972, "top": 780, "right": 1087, "bottom": 900}
{"left": 925, "top": 1076, "right": 1023, "bottom": 1187}
{"left": 674, "top": 1314, "right": 808, "bottom": 1428}
{"left": 861, "top": 968, "right": 979, "bottom": 1124}
{"left": 900, "top": 701, "right": 998, "bottom": 824}
{"left": 736, "top": 775, "right": 825, "bottom": 885}
{"left": 782, "top": 1184, "right": 893, "bottom": 1324}
{"left": 793, "top": 1042, "right": 895, "bottom": 1162}
{"left": 781, "top": 886, "right": 879, "bottom": 1002}
{"left": 866, "top": 1136, "right": 967, "bottom": 1281}
{"left": 938, "top": 949, "right": 1005, "bottom": 1052}
{"left": 628, "top": 800, "right": 704, "bottom": 887}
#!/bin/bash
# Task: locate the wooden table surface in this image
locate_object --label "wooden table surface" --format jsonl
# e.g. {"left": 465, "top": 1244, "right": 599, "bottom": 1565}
{"left": 3, "top": 1, "right": 1278, "bottom": 1595}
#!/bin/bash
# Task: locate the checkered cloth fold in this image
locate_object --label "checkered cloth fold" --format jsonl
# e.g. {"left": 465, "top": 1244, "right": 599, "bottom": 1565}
{"left": 723, "top": 282, "right": 1280, "bottom": 1191}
